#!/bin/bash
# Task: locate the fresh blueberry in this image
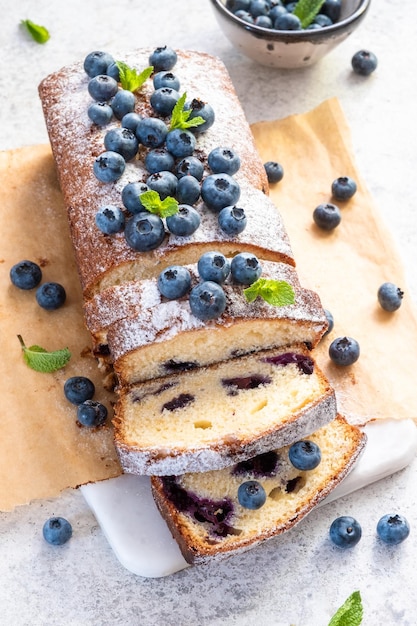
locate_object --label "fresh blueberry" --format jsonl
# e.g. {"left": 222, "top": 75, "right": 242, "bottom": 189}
{"left": 176, "top": 175, "right": 201, "bottom": 205}
{"left": 166, "top": 205, "right": 201, "bottom": 237}
{"left": 230, "top": 252, "right": 262, "bottom": 285}
{"left": 288, "top": 440, "right": 321, "bottom": 470}
{"left": 149, "top": 46, "right": 178, "bottom": 72}
{"left": 10, "top": 260, "right": 42, "bottom": 290}
{"left": 189, "top": 281, "right": 227, "bottom": 320}
{"left": 255, "top": 15, "right": 273, "bottom": 27}
{"left": 166, "top": 129, "right": 196, "bottom": 158}
{"left": 237, "top": 480, "right": 266, "bottom": 510}
{"left": 184, "top": 99, "right": 215, "bottom": 133}
{"left": 153, "top": 71, "right": 180, "bottom": 91}
{"left": 351, "top": 50, "right": 378, "bottom": 76}
{"left": 269, "top": 4, "right": 287, "bottom": 20}
{"left": 42, "top": 517, "right": 72, "bottom": 545}
{"left": 111, "top": 89, "right": 136, "bottom": 120}
{"left": 95, "top": 205, "right": 125, "bottom": 235}
{"left": 264, "top": 161, "right": 284, "bottom": 183}
{"left": 329, "top": 336, "right": 360, "bottom": 366}
{"left": 104, "top": 127, "right": 138, "bottom": 161}
{"left": 197, "top": 251, "right": 231, "bottom": 284}
{"left": 285, "top": 2, "right": 297, "bottom": 12}
{"left": 377, "top": 513, "right": 410, "bottom": 545}
{"left": 201, "top": 173, "right": 241, "bottom": 212}
{"left": 274, "top": 12, "right": 302, "bottom": 29}
{"left": 136, "top": 117, "right": 168, "bottom": 148}
{"left": 83, "top": 51, "right": 114, "bottom": 78}
{"left": 331, "top": 176, "right": 357, "bottom": 201}
{"left": 121, "top": 112, "right": 142, "bottom": 132}
{"left": 77, "top": 400, "right": 108, "bottom": 427}
{"left": 150, "top": 87, "right": 180, "bottom": 117}
{"left": 88, "top": 75, "right": 118, "bottom": 102}
{"left": 234, "top": 9, "right": 255, "bottom": 22}
{"left": 87, "top": 102, "right": 113, "bottom": 126}
{"left": 64, "top": 376, "right": 95, "bottom": 405}
{"left": 106, "top": 61, "right": 120, "bottom": 81}
{"left": 321, "top": 0, "right": 342, "bottom": 22}
{"left": 125, "top": 213, "right": 165, "bottom": 251}
{"left": 377, "top": 282, "right": 404, "bottom": 312}
{"left": 36, "top": 282, "right": 66, "bottom": 310}
{"left": 249, "top": 0, "right": 269, "bottom": 17}
{"left": 176, "top": 156, "right": 204, "bottom": 181}
{"left": 208, "top": 147, "right": 241, "bottom": 175}
{"left": 157, "top": 265, "right": 192, "bottom": 299}
{"left": 145, "top": 148, "right": 175, "bottom": 174}
{"left": 121, "top": 182, "right": 150, "bottom": 214}
{"left": 146, "top": 171, "right": 178, "bottom": 200}
{"left": 313, "top": 203, "right": 341, "bottom": 231}
{"left": 322, "top": 309, "right": 334, "bottom": 337}
{"left": 218, "top": 205, "right": 247, "bottom": 236}
{"left": 93, "top": 151, "right": 125, "bottom": 183}
{"left": 329, "top": 516, "right": 362, "bottom": 548}
{"left": 313, "top": 14, "right": 333, "bottom": 26}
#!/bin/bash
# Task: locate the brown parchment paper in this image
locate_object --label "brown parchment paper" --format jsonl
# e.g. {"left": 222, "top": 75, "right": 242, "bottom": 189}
{"left": 1, "top": 97, "right": 416, "bottom": 511}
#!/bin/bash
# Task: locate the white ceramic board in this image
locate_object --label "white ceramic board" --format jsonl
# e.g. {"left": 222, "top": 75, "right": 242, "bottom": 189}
{"left": 81, "top": 419, "right": 417, "bottom": 578}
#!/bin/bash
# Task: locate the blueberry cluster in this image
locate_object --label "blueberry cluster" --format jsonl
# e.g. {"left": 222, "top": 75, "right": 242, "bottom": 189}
{"left": 225, "top": 0, "right": 342, "bottom": 31}
{"left": 10, "top": 259, "right": 66, "bottom": 310}
{"left": 329, "top": 513, "right": 410, "bottom": 549}
{"left": 64, "top": 375, "right": 108, "bottom": 428}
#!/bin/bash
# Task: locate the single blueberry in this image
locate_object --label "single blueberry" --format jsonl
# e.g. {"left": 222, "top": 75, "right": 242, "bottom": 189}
{"left": 274, "top": 12, "right": 301, "bottom": 30}
{"left": 189, "top": 281, "right": 227, "bottom": 321}
{"left": 146, "top": 170, "right": 178, "bottom": 200}
{"left": 331, "top": 176, "right": 357, "bottom": 201}
{"left": 153, "top": 71, "right": 180, "bottom": 91}
{"left": 95, "top": 205, "right": 125, "bottom": 235}
{"left": 208, "top": 147, "right": 241, "bottom": 175}
{"left": 145, "top": 148, "right": 175, "bottom": 174}
{"left": 64, "top": 376, "right": 95, "bottom": 405}
{"left": 166, "top": 129, "right": 196, "bottom": 158}
{"left": 269, "top": 4, "right": 287, "bottom": 20}
{"left": 329, "top": 516, "right": 362, "bottom": 548}
{"left": 321, "top": 0, "right": 342, "bottom": 22}
{"left": 104, "top": 127, "right": 138, "bottom": 161}
{"left": 184, "top": 99, "right": 215, "bottom": 133}
{"left": 10, "top": 260, "right": 42, "bottom": 290}
{"left": 313, "top": 14, "right": 333, "bottom": 26}
{"left": 234, "top": 9, "right": 255, "bottom": 23}
{"left": 376, "top": 513, "right": 410, "bottom": 545}
{"left": 77, "top": 400, "right": 108, "bottom": 427}
{"left": 230, "top": 252, "right": 262, "bottom": 285}
{"left": 313, "top": 203, "right": 341, "bottom": 231}
{"left": 83, "top": 51, "right": 114, "bottom": 78}
{"left": 136, "top": 117, "right": 168, "bottom": 148}
{"left": 176, "top": 156, "right": 204, "bottom": 181}
{"left": 149, "top": 46, "right": 178, "bottom": 72}
{"left": 93, "top": 151, "right": 126, "bottom": 183}
{"left": 150, "top": 87, "right": 180, "bottom": 117}
{"left": 329, "top": 336, "right": 360, "bottom": 366}
{"left": 264, "top": 161, "right": 284, "bottom": 184}
{"left": 166, "top": 205, "right": 201, "bottom": 237}
{"left": 237, "top": 480, "right": 266, "bottom": 510}
{"left": 255, "top": 15, "right": 273, "bottom": 27}
{"left": 249, "top": 0, "right": 269, "bottom": 17}
{"left": 288, "top": 440, "right": 322, "bottom": 471}
{"left": 121, "top": 182, "right": 150, "bottom": 214}
{"left": 88, "top": 75, "right": 118, "bottom": 102}
{"left": 111, "top": 89, "right": 136, "bottom": 120}
{"left": 106, "top": 61, "right": 120, "bottom": 81}
{"left": 121, "top": 112, "right": 142, "bottom": 133}
{"left": 377, "top": 282, "right": 404, "bottom": 312}
{"left": 322, "top": 309, "right": 334, "bottom": 337}
{"left": 218, "top": 205, "right": 247, "bottom": 236}
{"left": 351, "top": 50, "right": 378, "bottom": 76}
{"left": 87, "top": 102, "right": 113, "bottom": 126}
{"left": 176, "top": 175, "right": 201, "bottom": 205}
{"left": 198, "top": 252, "right": 231, "bottom": 284}
{"left": 36, "top": 282, "right": 66, "bottom": 310}
{"left": 125, "top": 213, "right": 166, "bottom": 251}
{"left": 201, "top": 173, "right": 241, "bottom": 213}
{"left": 157, "top": 265, "right": 192, "bottom": 299}
{"left": 43, "top": 517, "right": 72, "bottom": 545}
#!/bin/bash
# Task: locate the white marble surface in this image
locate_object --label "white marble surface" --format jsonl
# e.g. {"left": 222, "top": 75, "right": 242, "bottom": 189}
{"left": 1, "top": 1, "right": 417, "bottom": 624}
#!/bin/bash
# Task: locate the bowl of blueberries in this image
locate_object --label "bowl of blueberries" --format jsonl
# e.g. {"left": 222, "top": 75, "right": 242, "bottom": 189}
{"left": 210, "top": 0, "right": 371, "bottom": 68}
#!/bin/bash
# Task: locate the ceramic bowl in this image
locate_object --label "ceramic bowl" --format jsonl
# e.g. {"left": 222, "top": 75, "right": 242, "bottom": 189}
{"left": 209, "top": 0, "right": 371, "bottom": 68}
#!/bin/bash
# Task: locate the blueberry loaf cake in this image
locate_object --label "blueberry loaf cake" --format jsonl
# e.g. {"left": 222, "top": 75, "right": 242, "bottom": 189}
{"left": 113, "top": 344, "right": 337, "bottom": 475}
{"left": 151, "top": 416, "right": 367, "bottom": 564}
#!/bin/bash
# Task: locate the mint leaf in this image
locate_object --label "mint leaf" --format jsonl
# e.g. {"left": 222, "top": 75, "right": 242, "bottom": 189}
{"left": 18, "top": 335, "right": 71, "bottom": 373}
{"left": 170, "top": 92, "right": 205, "bottom": 131}
{"left": 139, "top": 190, "right": 179, "bottom": 218}
{"left": 115, "top": 61, "right": 153, "bottom": 92}
{"left": 21, "top": 19, "right": 50, "bottom": 44}
{"left": 293, "top": 0, "right": 326, "bottom": 28}
{"left": 244, "top": 278, "right": 295, "bottom": 306}
{"left": 328, "top": 591, "right": 363, "bottom": 626}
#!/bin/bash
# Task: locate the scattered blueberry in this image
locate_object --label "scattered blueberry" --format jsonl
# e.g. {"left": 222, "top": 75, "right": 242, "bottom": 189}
{"left": 165, "top": 128, "right": 196, "bottom": 158}
{"left": 313, "top": 203, "right": 341, "bottom": 231}
{"left": 323, "top": 309, "right": 334, "bottom": 337}
{"left": 218, "top": 205, "right": 247, "bottom": 236}
{"left": 95, "top": 205, "right": 125, "bottom": 235}
{"left": 64, "top": 376, "right": 95, "bottom": 405}
{"left": 87, "top": 75, "right": 118, "bottom": 102}
{"left": 166, "top": 205, "right": 201, "bottom": 237}
{"left": 146, "top": 170, "right": 178, "bottom": 200}
{"left": 288, "top": 440, "right": 322, "bottom": 471}
{"left": 264, "top": 161, "right": 284, "bottom": 184}
{"left": 77, "top": 400, "right": 108, "bottom": 427}
{"left": 377, "top": 282, "right": 404, "bottom": 312}
{"left": 153, "top": 71, "right": 180, "bottom": 91}
{"left": 110, "top": 89, "right": 136, "bottom": 120}
{"left": 149, "top": 46, "right": 178, "bottom": 72}
{"left": 176, "top": 175, "right": 201, "bottom": 205}
{"left": 331, "top": 176, "right": 357, "bottom": 201}
{"left": 42, "top": 517, "right": 72, "bottom": 545}
{"left": 198, "top": 251, "right": 231, "bottom": 284}
{"left": 36, "top": 282, "right": 66, "bottom": 310}
{"left": 121, "top": 182, "right": 150, "bottom": 213}
{"left": 189, "top": 281, "right": 226, "bottom": 320}
{"left": 329, "top": 516, "right": 362, "bottom": 548}
{"left": 125, "top": 213, "right": 166, "bottom": 251}
{"left": 83, "top": 50, "right": 114, "bottom": 78}
{"left": 176, "top": 156, "right": 204, "bottom": 181}
{"left": 376, "top": 513, "right": 410, "bottom": 545}
{"left": 237, "top": 480, "right": 266, "bottom": 510}
{"left": 184, "top": 98, "right": 215, "bottom": 133}
{"left": 150, "top": 87, "right": 180, "bottom": 117}
{"left": 208, "top": 147, "right": 241, "bottom": 175}
{"left": 145, "top": 148, "right": 175, "bottom": 174}
{"left": 136, "top": 117, "right": 168, "bottom": 148}
{"left": 201, "top": 173, "right": 241, "bottom": 212}
{"left": 93, "top": 151, "right": 125, "bottom": 183}
{"left": 157, "top": 265, "right": 192, "bottom": 299}
{"left": 230, "top": 252, "right": 262, "bottom": 285}
{"left": 329, "top": 336, "right": 360, "bottom": 366}
{"left": 87, "top": 102, "right": 113, "bottom": 126}
{"left": 10, "top": 260, "right": 42, "bottom": 290}
{"left": 352, "top": 50, "right": 378, "bottom": 76}
{"left": 104, "top": 127, "right": 138, "bottom": 161}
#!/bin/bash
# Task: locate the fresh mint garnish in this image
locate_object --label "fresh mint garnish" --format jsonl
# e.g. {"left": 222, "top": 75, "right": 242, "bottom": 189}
{"left": 243, "top": 278, "right": 295, "bottom": 307}
{"left": 139, "top": 190, "right": 179, "bottom": 218}
{"left": 328, "top": 591, "right": 363, "bottom": 626}
{"left": 21, "top": 19, "right": 50, "bottom": 44}
{"left": 18, "top": 335, "right": 71, "bottom": 373}
{"left": 170, "top": 92, "right": 205, "bottom": 131}
{"left": 293, "top": 0, "right": 326, "bottom": 28}
{"left": 115, "top": 61, "right": 153, "bottom": 92}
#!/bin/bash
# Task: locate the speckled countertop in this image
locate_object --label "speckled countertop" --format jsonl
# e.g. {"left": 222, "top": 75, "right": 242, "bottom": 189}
{"left": 1, "top": 1, "right": 417, "bottom": 624}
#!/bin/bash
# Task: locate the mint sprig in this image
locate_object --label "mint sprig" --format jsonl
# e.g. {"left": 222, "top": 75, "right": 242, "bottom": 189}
{"left": 243, "top": 278, "right": 295, "bottom": 307}
{"left": 18, "top": 335, "right": 71, "bottom": 373}
{"left": 139, "top": 190, "right": 179, "bottom": 218}
{"left": 328, "top": 591, "right": 363, "bottom": 626}
{"left": 170, "top": 93, "right": 205, "bottom": 131}
{"left": 115, "top": 61, "right": 153, "bottom": 92}
{"left": 293, "top": 0, "right": 326, "bottom": 28}
{"left": 21, "top": 19, "right": 50, "bottom": 44}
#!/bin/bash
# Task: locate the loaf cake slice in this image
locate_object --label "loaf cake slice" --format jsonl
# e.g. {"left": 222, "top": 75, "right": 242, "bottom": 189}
{"left": 151, "top": 415, "right": 366, "bottom": 564}
{"left": 113, "top": 344, "right": 337, "bottom": 475}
